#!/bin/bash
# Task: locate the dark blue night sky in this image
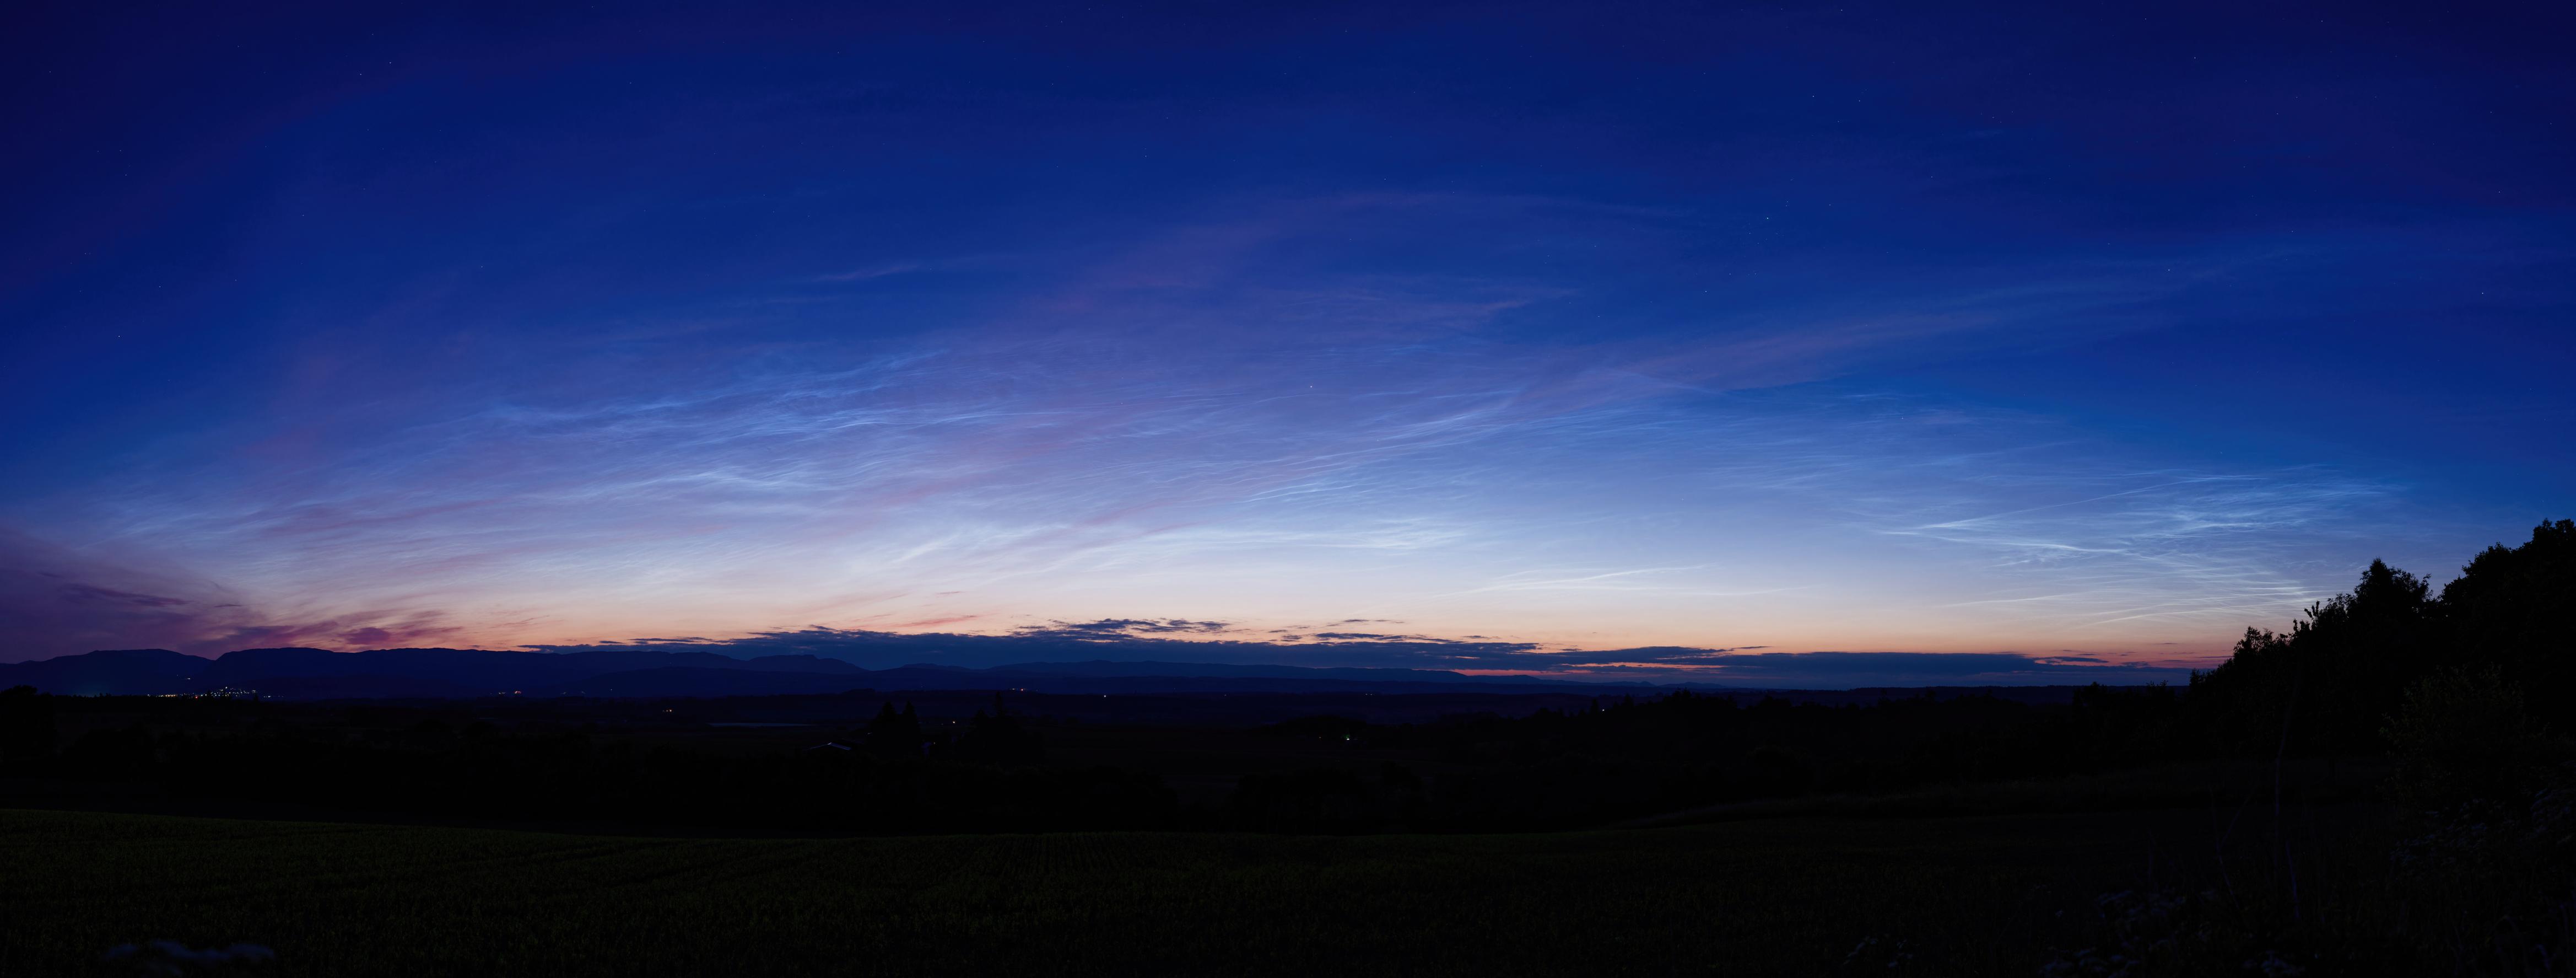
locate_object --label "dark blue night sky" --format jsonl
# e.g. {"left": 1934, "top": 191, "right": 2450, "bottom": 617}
{"left": 3, "top": 2, "right": 2569, "bottom": 685}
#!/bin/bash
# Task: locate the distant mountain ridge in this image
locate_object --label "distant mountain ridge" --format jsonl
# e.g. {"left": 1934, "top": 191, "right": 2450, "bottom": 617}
{"left": 0, "top": 647, "right": 1612, "bottom": 699}
{"left": 0, "top": 647, "right": 2121, "bottom": 703}
{"left": 0, "top": 648, "right": 210, "bottom": 697}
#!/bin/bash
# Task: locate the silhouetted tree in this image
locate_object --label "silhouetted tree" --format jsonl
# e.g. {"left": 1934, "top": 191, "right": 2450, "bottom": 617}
{"left": 866, "top": 700, "right": 923, "bottom": 757}
{"left": 2190, "top": 559, "right": 2437, "bottom": 753}
{"left": 955, "top": 692, "right": 1044, "bottom": 765}
{"left": 2188, "top": 521, "right": 2576, "bottom": 760}
{"left": 2437, "top": 519, "right": 2576, "bottom": 694}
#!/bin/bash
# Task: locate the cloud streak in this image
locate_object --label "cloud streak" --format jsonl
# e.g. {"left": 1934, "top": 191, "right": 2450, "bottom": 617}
{"left": 0, "top": 196, "right": 2466, "bottom": 665}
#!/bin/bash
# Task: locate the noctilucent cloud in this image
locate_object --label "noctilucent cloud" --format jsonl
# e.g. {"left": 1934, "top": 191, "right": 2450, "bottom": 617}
{"left": 3, "top": 3, "right": 2570, "bottom": 683}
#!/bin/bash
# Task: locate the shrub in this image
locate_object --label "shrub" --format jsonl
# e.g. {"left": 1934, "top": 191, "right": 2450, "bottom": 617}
{"left": 2380, "top": 665, "right": 2561, "bottom": 810}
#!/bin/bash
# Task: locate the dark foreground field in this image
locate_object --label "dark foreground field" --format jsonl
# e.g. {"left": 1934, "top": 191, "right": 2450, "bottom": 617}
{"left": 0, "top": 803, "right": 2386, "bottom": 977}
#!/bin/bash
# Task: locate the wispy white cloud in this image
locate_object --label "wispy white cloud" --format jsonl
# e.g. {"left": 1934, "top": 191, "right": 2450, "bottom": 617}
{"left": 0, "top": 194, "right": 2442, "bottom": 662}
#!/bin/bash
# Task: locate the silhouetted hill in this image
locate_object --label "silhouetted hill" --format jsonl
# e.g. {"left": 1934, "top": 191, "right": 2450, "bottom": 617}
{"left": 538, "top": 667, "right": 873, "bottom": 698}
{"left": 0, "top": 646, "right": 2140, "bottom": 702}
{"left": 525, "top": 662, "right": 1599, "bottom": 698}
{"left": 986, "top": 660, "right": 1562, "bottom": 685}
{"left": 892, "top": 667, "right": 1560, "bottom": 695}
{"left": 0, "top": 648, "right": 207, "bottom": 696}
{"left": 1, "top": 646, "right": 1595, "bottom": 698}
{"left": 242, "top": 673, "right": 498, "bottom": 700}
{"left": 715, "top": 654, "right": 869, "bottom": 674}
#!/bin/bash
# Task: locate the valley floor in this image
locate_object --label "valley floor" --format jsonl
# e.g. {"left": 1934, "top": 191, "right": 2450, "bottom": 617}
{"left": 0, "top": 802, "right": 2385, "bottom": 976}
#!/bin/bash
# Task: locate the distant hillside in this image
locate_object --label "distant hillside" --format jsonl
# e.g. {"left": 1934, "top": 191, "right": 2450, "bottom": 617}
{"left": 0, "top": 647, "right": 870, "bottom": 699}
{"left": 0, "top": 649, "right": 209, "bottom": 696}
{"left": 986, "top": 659, "right": 1563, "bottom": 684}
{"left": 0, "top": 646, "right": 2124, "bottom": 702}
{"left": 0, "top": 646, "right": 1609, "bottom": 700}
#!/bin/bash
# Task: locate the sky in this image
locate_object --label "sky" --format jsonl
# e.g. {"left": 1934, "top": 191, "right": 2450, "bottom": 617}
{"left": 2, "top": 1, "right": 2570, "bottom": 685}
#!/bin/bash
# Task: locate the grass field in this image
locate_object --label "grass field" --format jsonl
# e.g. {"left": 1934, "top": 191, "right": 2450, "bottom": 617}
{"left": 0, "top": 805, "right": 2303, "bottom": 976}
